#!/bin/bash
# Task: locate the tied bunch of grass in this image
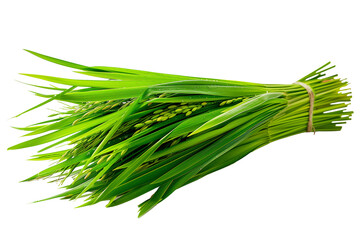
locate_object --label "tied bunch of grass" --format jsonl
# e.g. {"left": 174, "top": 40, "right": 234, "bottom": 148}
{"left": 9, "top": 50, "right": 352, "bottom": 217}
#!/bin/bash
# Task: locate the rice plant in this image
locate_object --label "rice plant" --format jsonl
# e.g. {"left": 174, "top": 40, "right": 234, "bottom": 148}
{"left": 9, "top": 50, "right": 352, "bottom": 217}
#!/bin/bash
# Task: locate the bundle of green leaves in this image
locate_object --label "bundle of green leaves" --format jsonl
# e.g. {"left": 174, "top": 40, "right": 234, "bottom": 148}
{"left": 9, "top": 50, "right": 352, "bottom": 217}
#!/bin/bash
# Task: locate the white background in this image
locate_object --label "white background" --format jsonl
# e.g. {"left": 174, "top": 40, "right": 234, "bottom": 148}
{"left": 0, "top": 1, "right": 359, "bottom": 239}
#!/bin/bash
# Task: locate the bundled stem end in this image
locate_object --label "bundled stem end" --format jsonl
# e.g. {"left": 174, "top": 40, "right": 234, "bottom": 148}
{"left": 10, "top": 51, "right": 352, "bottom": 217}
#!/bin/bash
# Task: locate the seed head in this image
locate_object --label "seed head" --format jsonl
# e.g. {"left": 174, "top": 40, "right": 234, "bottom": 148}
{"left": 84, "top": 172, "right": 91, "bottom": 180}
{"left": 97, "top": 155, "right": 107, "bottom": 164}
{"left": 102, "top": 105, "right": 111, "bottom": 111}
{"left": 72, "top": 119, "right": 81, "bottom": 126}
{"left": 168, "top": 113, "right": 176, "bottom": 118}
{"left": 134, "top": 123, "right": 145, "bottom": 128}
{"left": 106, "top": 154, "right": 113, "bottom": 162}
{"left": 111, "top": 103, "right": 120, "bottom": 109}
{"left": 153, "top": 110, "right": 163, "bottom": 114}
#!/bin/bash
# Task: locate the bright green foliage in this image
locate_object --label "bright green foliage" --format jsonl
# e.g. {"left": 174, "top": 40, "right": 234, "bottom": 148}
{"left": 9, "top": 51, "right": 352, "bottom": 217}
